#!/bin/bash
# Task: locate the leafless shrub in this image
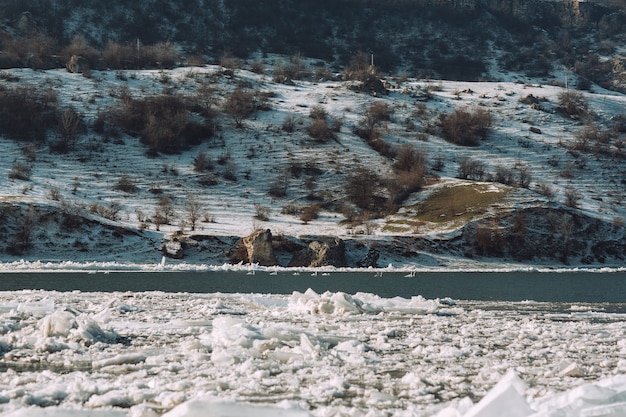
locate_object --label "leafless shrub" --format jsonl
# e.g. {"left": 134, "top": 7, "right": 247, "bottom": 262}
{"left": 0, "top": 32, "right": 56, "bottom": 69}
{"left": 223, "top": 88, "right": 258, "bottom": 128}
{"left": 157, "top": 195, "right": 175, "bottom": 224}
{"left": 110, "top": 93, "right": 213, "bottom": 153}
{"left": 114, "top": 175, "right": 138, "bottom": 193}
{"left": 61, "top": 35, "right": 99, "bottom": 67}
{"left": 102, "top": 41, "right": 136, "bottom": 69}
{"left": 254, "top": 203, "right": 271, "bottom": 221}
{"left": 439, "top": 107, "right": 492, "bottom": 146}
{"left": 356, "top": 103, "right": 395, "bottom": 157}
{"left": 273, "top": 54, "right": 309, "bottom": 84}
{"left": 537, "top": 183, "right": 555, "bottom": 199}
{"left": 517, "top": 165, "right": 532, "bottom": 188}
{"left": 8, "top": 162, "right": 32, "bottom": 180}
{"left": 458, "top": 157, "right": 485, "bottom": 180}
{"left": 393, "top": 144, "right": 426, "bottom": 173}
{"left": 48, "top": 187, "right": 61, "bottom": 201}
{"left": 250, "top": 60, "right": 265, "bottom": 74}
{"left": 145, "top": 42, "right": 179, "bottom": 68}
{"left": 193, "top": 151, "right": 213, "bottom": 172}
{"left": 185, "top": 195, "right": 202, "bottom": 231}
{"left": 282, "top": 114, "right": 298, "bottom": 132}
{"left": 388, "top": 144, "right": 427, "bottom": 205}
{"left": 564, "top": 187, "right": 581, "bottom": 208}
{"left": 557, "top": 91, "right": 589, "bottom": 120}
{"left": 345, "top": 166, "right": 382, "bottom": 211}
{"left": 494, "top": 165, "right": 515, "bottom": 185}
{"left": 52, "top": 106, "right": 85, "bottom": 153}
{"left": 220, "top": 52, "right": 242, "bottom": 73}
{"left": 7, "top": 205, "right": 38, "bottom": 254}
{"left": 309, "top": 105, "right": 327, "bottom": 120}
{"left": 301, "top": 204, "right": 321, "bottom": 224}
{"left": 0, "top": 85, "right": 58, "bottom": 142}
{"left": 307, "top": 118, "right": 334, "bottom": 143}
{"left": 90, "top": 201, "right": 122, "bottom": 221}
{"left": 199, "top": 173, "right": 219, "bottom": 187}
{"left": 269, "top": 173, "right": 289, "bottom": 198}
{"left": 223, "top": 162, "right": 238, "bottom": 182}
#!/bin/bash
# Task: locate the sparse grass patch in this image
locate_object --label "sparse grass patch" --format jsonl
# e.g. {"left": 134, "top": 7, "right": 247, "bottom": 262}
{"left": 412, "top": 184, "right": 509, "bottom": 225}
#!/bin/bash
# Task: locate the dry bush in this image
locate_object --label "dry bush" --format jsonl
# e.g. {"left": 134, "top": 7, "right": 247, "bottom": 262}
{"left": 143, "top": 42, "right": 179, "bottom": 69}
{"left": 61, "top": 35, "right": 99, "bottom": 67}
{"left": 8, "top": 162, "right": 32, "bottom": 180}
{"left": 367, "top": 102, "right": 393, "bottom": 125}
{"left": 557, "top": 91, "right": 589, "bottom": 120}
{"left": 254, "top": 203, "right": 271, "bottom": 221}
{"left": 268, "top": 172, "right": 289, "bottom": 197}
{"left": 307, "top": 118, "right": 334, "bottom": 143}
{"left": 102, "top": 41, "right": 136, "bottom": 69}
{"left": 0, "top": 32, "right": 56, "bottom": 69}
{"left": 0, "top": 85, "right": 58, "bottom": 142}
{"left": 301, "top": 204, "right": 321, "bottom": 224}
{"left": 343, "top": 51, "right": 374, "bottom": 81}
{"left": 494, "top": 165, "right": 515, "bottom": 185}
{"left": 345, "top": 166, "right": 382, "bottom": 211}
{"left": 537, "top": 183, "right": 555, "bottom": 199}
{"left": 309, "top": 105, "right": 327, "bottom": 120}
{"left": 356, "top": 102, "right": 395, "bottom": 157}
{"left": 193, "top": 151, "right": 213, "bottom": 172}
{"left": 114, "top": 176, "right": 138, "bottom": 193}
{"left": 574, "top": 122, "right": 614, "bottom": 154}
{"left": 220, "top": 52, "right": 242, "bottom": 72}
{"left": 223, "top": 88, "right": 258, "bottom": 127}
{"left": 458, "top": 157, "right": 486, "bottom": 180}
{"left": 393, "top": 144, "right": 425, "bottom": 173}
{"left": 564, "top": 187, "right": 581, "bottom": 208}
{"left": 90, "top": 202, "right": 121, "bottom": 221}
{"left": 282, "top": 114, "right": 298, "bottom": 132}
{"left": 273, "top": 54, "right": 309, "bottom": 84}
{"left": 439, "top": 107, "right": 492, "bottom": 146}
{"left": 103, "top": 41, "right": 178, "bottom": 69}
{"left": 110, "top": 94, "right": 213, "bottom": 153}
{"left": 52, "top": 106, "right": 86, "bottom": 153}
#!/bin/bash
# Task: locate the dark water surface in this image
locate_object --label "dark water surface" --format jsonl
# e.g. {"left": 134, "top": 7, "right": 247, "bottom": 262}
{"left": 1, "top": 270, "right": 625, "bottom": 303}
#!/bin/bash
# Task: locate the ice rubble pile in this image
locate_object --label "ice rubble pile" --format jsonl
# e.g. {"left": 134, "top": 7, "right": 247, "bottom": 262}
{"left": 434, "top": 370, "right": 626, "bottom": 417}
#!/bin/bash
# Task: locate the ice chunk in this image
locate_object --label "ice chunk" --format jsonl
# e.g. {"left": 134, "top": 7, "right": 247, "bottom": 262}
{"left": 1, "top": 409, "right": 126, "bottom": 416}
{"left": 463, "top": 370, "right": 533, "bottom": 417}
{"left": 17, "top": 298, "right": 55, "bottom": 316}
{"left": 92, "top": 353, "right": 147, "bottom": 368}
{"left": 40, "top": 311, "right": 76, "bottom": 337}
{"left": 162, "top": 399, "right": 313, "bottom": 417}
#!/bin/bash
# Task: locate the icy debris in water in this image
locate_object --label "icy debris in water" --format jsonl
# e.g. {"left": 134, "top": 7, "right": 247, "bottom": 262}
{"left": 161, "top": 399, "right": 313, "bottom": 417}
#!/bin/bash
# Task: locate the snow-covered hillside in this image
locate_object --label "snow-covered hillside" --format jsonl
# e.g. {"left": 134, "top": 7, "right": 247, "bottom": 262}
{"left": 1, "top": 60, "right": 626, "bottom": 270}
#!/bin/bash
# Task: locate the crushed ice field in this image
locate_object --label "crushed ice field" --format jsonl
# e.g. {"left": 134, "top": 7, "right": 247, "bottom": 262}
{"left": 0, "top": 288, "right": 625, "bottom": 417}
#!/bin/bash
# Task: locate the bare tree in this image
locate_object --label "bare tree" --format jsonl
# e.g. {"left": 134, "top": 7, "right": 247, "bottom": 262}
{"left": 185, "top": 195, "right": 202, "bottom": 231}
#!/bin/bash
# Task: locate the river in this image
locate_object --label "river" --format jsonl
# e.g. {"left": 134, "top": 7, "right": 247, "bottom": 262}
{"left": 1, "top": 270, "right": 625, "bottom": 303}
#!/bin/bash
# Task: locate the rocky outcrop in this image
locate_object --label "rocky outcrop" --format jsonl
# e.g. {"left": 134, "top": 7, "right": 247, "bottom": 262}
{"left": 288, "top": 238, "right": 346, "bottom": 268}
{"left": 229, "top": 229, "right": 278, "bottom": 266}
{"left": 162, "top": 239, "right": 184, "bottom": 259}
